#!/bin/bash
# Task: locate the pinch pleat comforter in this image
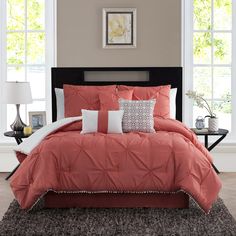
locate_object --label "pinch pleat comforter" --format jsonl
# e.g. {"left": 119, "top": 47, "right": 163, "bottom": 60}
{"left": 10, "top": 118, "right": 221, "bottom": 213}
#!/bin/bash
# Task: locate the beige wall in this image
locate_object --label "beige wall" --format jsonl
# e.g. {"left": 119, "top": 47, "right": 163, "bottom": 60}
{"left": 57, "top": 0, "right": 181, "bottom": 67}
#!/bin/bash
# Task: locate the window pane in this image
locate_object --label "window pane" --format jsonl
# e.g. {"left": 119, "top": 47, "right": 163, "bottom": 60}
{"left": 214, "top": 0, "right": 232, "bottom": 30}
{"left": 27, "top": 32, "right": 45, "bottom": 64}
{"left": 7, "top": 0, "right": 25, "bottom": 30}
{"left": 27, "top": 101, "right": 45, "bottom": 112}
{"left": 193, "top": 32, "right": 212, "bottom": 64}
{"left": 7, "top": 66, "right": 25, "bottom": 81}
{"left": 27, "top": 67, "right": 45, "bottom": 99}
{"left": 213, "top": 33, "right": 231, "bottom": 64}
{"left": 7, "top": 32, "right": 25, "bottom": 65}
{"left": 27, "top": 0, "right": 45, "bottom": 30}
{"left": 194, "top": 0, "right": 211, "bottom": 30}
{"left": 213, "top": 67, "right": 231, "bottom": 99}
{"left": 213, "top": 101, "right": 231, "bottom": 131}
{"left": 193, "top": 67, "right": 212, "bottom": 99}
{"left": 7, "top": 104, "right": 26, "bottom": 129}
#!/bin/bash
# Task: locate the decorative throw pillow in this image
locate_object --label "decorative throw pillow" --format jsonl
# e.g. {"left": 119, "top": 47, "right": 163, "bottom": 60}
{"left": 99, "top": 89, "right": 133, "bottom": 110}
{"left": 81, "top": 109, "right": 124, "bottom": 134}
{"left": 64, "top": 84, "right": 116, "bottom": 117}
{"left": 119, "top": 99, "right": 156, "bottom": 133}
{"left": 118, "top": 85, "right": 170, "bottom": 119}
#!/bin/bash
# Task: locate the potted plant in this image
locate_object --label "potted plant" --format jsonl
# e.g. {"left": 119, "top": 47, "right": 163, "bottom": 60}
{"left": 186, "top": 90, "right": 218, "bottom": 131}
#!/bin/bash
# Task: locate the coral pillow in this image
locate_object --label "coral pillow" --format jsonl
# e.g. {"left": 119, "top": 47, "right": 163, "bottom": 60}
{"left": 64, "top": 84, "right": 116, "bottom": 117}
{"left": 119, "top": 99, "right": 156, "bottom": 133}
{"left": 81, "top": 109, "right": 124, "bottom": 134}
{"left": 118, "top": 85, "right": 171, "bottom": 118}
{"left": 99, "top": 89, "right": 133, "bottom": 110}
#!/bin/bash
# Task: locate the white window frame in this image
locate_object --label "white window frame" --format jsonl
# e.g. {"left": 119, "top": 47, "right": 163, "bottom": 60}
{"left": 0, "top": 0, "right": 56, "bottom": 143}
{"left": 183, "top": 0, "right": 236, "bottom": 143}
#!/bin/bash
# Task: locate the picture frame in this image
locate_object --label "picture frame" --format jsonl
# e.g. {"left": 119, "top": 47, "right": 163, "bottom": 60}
{"left": 103, "top": 8, "right": 137, "bottom": 49}
{"left": 29, "top": 111, "right": 46, "bottom": 131}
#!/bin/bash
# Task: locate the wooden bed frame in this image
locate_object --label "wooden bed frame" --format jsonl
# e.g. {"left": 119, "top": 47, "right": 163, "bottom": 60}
{"left": 44, "top": 66, "right": 188, "bottom": 209}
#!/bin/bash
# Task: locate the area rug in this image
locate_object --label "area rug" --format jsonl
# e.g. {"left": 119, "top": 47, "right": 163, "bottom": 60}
{"left": 0, "top": 198, "right": 235, "bottom": 236}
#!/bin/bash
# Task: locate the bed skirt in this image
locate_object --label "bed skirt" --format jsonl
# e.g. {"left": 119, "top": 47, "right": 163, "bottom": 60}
{"left": 44, "top": 192, "right": 189, "bottom": 209}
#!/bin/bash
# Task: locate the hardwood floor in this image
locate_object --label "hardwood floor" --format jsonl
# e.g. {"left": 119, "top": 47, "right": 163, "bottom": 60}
{"left": 0, "top": 173, "right": 235, "bottom": 221}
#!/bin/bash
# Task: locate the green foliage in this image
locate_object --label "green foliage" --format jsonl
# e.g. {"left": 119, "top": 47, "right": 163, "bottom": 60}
{"left": 194, "top": 0, "right": 211, "bottom": 30}
{"left": 194, "top": 0, "right": 232, "bottom": 62}
{"left": 7, "top": 0, "right": 45, "bottom": 65}
{"left": 27, "top": 0, "right": 44, "bottom": 30}
{"left": 215, "top": 0, "right": 231, "bottom": 14}
{"left": 7, "top": 33, "right": 25, "bottom": 64}
{"left": 193, "top": 32, "right": 211, "bottom": 60}
{"left": 213, "top": 93, "right": 232, "bottom": 113}
{"left": 27, "top": 33, "right": 45, "bottom": 64}
{"left": 213, "top": 38, "right": 225, "bottom": 59}
{"left": 7, "top": 0, "right": 25, "bottom": 30}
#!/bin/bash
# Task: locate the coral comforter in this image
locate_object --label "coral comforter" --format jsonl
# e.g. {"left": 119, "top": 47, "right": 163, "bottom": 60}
{"left": 11, "top": 118, "right": 221, "bottom": 213}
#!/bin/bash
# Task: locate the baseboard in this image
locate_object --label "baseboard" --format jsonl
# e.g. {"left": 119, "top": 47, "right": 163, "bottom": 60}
{"left": 0, "top": 144, "right": 235, "bottom": 172}
{"left": 0, "top": 144, "right": 19, "bottom": 172}
{"left": 211, "top": 146, "right": 236, "bottom": 172}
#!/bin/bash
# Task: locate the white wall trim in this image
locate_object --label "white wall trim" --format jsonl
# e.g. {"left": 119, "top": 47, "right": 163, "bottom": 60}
{"left": 182, "top": 0, "right": 193, "bottom": 127}
{"left": 45, "top": 0, "right": 57, "bottom": 124}
{"left": 0, "top": 144, "right": 16, "bottom": 153}
{"left": 212, "top": 144, "right": 236, "bottom": 153}
{"left": 231, "top": 0, "right": 236, "bottom": 137}
{"left": 54, "top": 0, "right": 57, "bottom": 67}
{"left": 0, "top": 0, "right": 7, "bottom": 141}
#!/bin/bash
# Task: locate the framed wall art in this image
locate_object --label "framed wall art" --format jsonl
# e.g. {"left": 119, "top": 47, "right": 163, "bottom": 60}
{"left": 103, "top": 8, "right": 137, "bottom": 49}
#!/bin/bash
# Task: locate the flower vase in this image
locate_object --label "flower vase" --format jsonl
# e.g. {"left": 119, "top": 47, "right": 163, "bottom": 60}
{"left": 208, "top": 117, "right": 218, "bottom": 132}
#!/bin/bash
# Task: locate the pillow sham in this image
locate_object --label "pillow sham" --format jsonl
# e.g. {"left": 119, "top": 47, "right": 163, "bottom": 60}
{"left": 81, "top": 109, "right": 124, "bottom": 134}
{"left": 57, "top": 85, "right": 175, "bottom": 119}
{"left": 55, "top": 88, "right": 64, "bottom": 120}
{"left": 118, "top": 85, "right": 170, "bottom": 119}
{"left": 99, "top": 89, "right": 133, "bottom": 110}
{"left": 170, "top": 88, "right": 177, "bottom": 119}
{"left": 119, "top": 99, "right": 156, "bottom": 133}
{"left": 64, "top": 84, "right": 116, "bottom": 117}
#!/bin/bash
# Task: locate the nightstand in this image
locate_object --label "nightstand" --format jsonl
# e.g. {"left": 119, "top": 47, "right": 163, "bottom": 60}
{"left": 4, "top": 131, "right": 32, "bottom": 180}
{"left": 191, "top": 128, "right": 229, "bottom": 174}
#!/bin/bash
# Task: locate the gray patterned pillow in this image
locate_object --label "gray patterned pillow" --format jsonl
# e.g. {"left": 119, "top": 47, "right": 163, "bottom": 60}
{"left": 119, "top": 99, "right": 156, "bottom": 133}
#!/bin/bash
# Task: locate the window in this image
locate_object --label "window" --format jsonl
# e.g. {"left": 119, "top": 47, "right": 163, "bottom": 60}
{"left": 0, "top": 0, "right": 55, "bottom": 140}
{"left": 184, "top": 0, "right": 236, "bottom": 141}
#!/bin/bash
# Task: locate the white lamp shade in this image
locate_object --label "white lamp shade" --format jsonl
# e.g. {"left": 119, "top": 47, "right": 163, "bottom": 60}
{"left": 4, "top": 82, "right": 32, "bottom": 104}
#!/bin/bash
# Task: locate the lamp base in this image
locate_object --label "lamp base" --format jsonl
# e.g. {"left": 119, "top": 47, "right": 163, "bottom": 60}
{"left": 10, "top": 104, "right": 27, "bottom": 132}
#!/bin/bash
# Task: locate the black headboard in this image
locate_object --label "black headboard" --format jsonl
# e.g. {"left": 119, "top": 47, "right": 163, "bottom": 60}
{"left": 51, "top": 67, "right": 182, "bottom": 122}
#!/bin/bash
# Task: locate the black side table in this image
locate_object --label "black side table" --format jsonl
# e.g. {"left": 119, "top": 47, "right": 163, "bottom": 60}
{"left": 191, "top": 128, "right": 229, "bottom": 174}
{"left": 4, "top": 131, "right": 32, "bottom": 180}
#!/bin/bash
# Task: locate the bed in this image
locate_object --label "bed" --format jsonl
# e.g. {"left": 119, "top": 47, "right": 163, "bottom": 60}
{"left": 10, "top": 67, "right": 221, "bottom": 213}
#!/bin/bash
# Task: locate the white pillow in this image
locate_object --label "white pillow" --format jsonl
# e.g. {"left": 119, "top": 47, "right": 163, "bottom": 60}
{"left": 55, "top": 88, "right": 64, "bottom": 120}
{"left": 81, "top": 109, "right": 124, "bottom": 134}
{"left": 170, "top": 88, "right": 177, "bottom": 119}
{"left": 119, "top": 99, "right": 156, "bottom": 133}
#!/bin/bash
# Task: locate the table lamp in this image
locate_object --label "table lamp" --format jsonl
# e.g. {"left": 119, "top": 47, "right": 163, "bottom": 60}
{"left": 4, "top": 81, "right": 32, "bottom": 132}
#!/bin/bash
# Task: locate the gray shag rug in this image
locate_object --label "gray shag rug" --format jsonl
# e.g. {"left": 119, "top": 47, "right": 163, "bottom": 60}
{"left": 0, "top": 198, "right": 235, "bottom": 236}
